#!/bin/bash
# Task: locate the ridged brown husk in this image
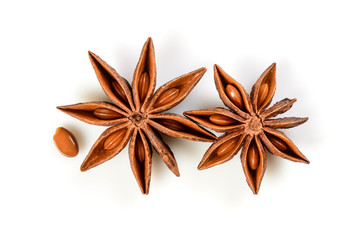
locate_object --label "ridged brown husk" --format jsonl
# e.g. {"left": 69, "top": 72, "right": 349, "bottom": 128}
{"left": 58, "top": 38, "right": 216, "bottom": 194}
{"left": 185, "top": 63, "right": 309, "bottom": 194}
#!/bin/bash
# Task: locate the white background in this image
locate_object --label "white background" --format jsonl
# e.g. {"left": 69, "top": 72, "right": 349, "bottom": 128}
{"left": 1, "top": 0, "right": 359, "bottom": 239}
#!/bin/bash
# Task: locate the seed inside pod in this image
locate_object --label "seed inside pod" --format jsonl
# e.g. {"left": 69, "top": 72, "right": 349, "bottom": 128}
{"left": 216, "top": 137, "right": 238, "bottom": 156}
{"left": 53, "top": 127, "right": 79, "bottom": 157}
{"left": 225, "top": 84, "right": 244, "bottom": 110}
{"left": 111, "top": 80, "right": 128, "bottom": 104}
{"left": 247, "top": 141, "right": 260, "bottom": 170}
{"left": 157, "top": 119, "right": 185, "bottom": 131}
{"left": 267, "top": 134, "right": 287, "bottom": 151}
{"left": 138, "top": 72, "right": 150, "bottom": 102}
{"left": 258, "top": 83, "right": 269, "bottom": 107}
{"left": 135, "top": 136, "right": 145, "bottom": 163}
{"left": 209, "top": 114, "right": 236, "bottom": 126}
{"left": 103, "top": 129, "right": 127, "bottom": 150}
{"left": 153, "top": 88, "right": 180, "bottom": 108}
{"left": 93, "top": 108, "right": 123, "bottom": 120}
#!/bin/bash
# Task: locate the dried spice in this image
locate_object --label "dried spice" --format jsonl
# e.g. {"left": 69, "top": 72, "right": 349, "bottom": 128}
{"left": 53, "top": 127, "right": 79, "bottom": 157}
{"left": 184, "top": 63, "right": 309, "bottom": 194}
{"left": 58, "top": 38, "right": 216, "bottom": 194}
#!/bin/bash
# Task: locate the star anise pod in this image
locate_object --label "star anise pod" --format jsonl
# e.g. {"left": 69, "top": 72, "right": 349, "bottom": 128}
{"left": 57, "top": 38, "right": 216, "bottom": 194}
{"left": 184, "top": 63, "right": 309, "bottom": 194}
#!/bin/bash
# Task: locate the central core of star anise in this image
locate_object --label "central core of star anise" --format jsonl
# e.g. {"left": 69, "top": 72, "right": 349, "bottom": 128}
{"left": 246, "top": 115, "right": 263, "bottom": 133}
{"left": 129, "top": 112, "right": 146, "bottom": 126}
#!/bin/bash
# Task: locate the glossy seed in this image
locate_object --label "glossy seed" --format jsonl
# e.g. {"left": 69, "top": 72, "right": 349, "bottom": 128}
{"left": 216, "top": 137, "right": 238, "bottom": 156}
{"left": 225, "top": 84, "right": 244, "bottom": 110}
{"left": 53, "top": 127, "right": 79, "bottom": 157}
{"left": 93, "top": 108, "right": 123, "bottom": 120}
{"left": 258, "top": 83, "right": 269, "bottom": 107}
{"left": 247, "top": 141, "right": 260, "bottom": 170}
{"left": 157, "top": 119, "right": 185, "bottom": 131}
{"left": 135, "top": 135, "right": 145, "bottom": 163}
{"left": 138, "top": 72, "right": 150, "bottom": 103}
{"left": 153, "top": 88, "right": 180, "bottom": 108}
{"left": 103, "top": 129, "right": 126, "bottom": 150}
{"left": 209, "top": 114, "right": 236, "bottom": 126}
{"left": 267, "top": 134, "right": 287, "bottom": 151}
{"left": 111, "top": 80, "right": 128, "bottom": 104}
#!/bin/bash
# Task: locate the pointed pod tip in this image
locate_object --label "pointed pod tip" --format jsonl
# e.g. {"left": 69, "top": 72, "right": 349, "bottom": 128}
{"left": 193, "top": 67, "right": 207, "bottom": 76}
{"left": 140, "top": 187, "right": 149, "bottom": 195}
{"left": 183, "top": 111, "right": 190, "bottom": 117}
{"left": 88, "top": 51, "right": 99, "bottom": 63}
{"left": 143, "top": 37, "right": 153, "bottom": 48}
{"left": 250, "top": 185, "right": 259, "bottom": 194}
{"left": 80, "top": 166, "right": 87, "bottom": 172}
{"left": 56, "top": 106, "right": 68, "bottom": 112}
{"left": 208, "top": 134, "right": 218, "bottom": 142}
{"left": 267, "top": 62, "right": 276, "bottom": 71}
{"left": 170, "top": 165, "right": 180, "bottom": 177}
{"left": 213, "top": 64, "right": 227, "bottom": 78}
{"left": 178, "top": 67, "right": 207, "bottom": 87}
{"left": 88, "top": 50, "right": 95, "bottom": 57}
{"left": 264, "top": 62, "right": 276, "bottom": 75}
{"left": 182, "top": 111, "right": 200, "bottom": 124}
{"left": 199, "top": 67, "right": 207, "bottom": 73}
{"left": 80, "top": 161, "right": 94, "bottom": 172}
{"left": 297, "top": 155, "right": 310, "bottom": 164}
{"left": 182, "top": 111, "right": 195, "bottom": 120}
{"left": 197, "top": 163, "right": 207, "bottom": 170}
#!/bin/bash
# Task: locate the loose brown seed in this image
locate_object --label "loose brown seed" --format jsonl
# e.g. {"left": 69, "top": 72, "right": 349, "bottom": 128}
{"left": 138, "top": 72, "right": 150, "bottom": 103}
{"left": 258, "top": 83, "right": 269, "bottom": 108}
{"left": 111, "top": 80, "right": 128, "bottom": 104}
{"left": 103, "top": 129, "right": 126, "bottom": 150}
{"left": 247, "top": 141, "right": 260, "bottom": 170}
{"left": 225, "top": 84, "right": 244, "bottom": 110}
{"left": 153, "top": 88, "right": 180, "bottom": 108}
{"left": 157, "top": 119, "right": 185, "bottom": 131}
{"left": 135, "top": 135, "right": 145, "bottom": 163}
{"left": 93, "top": 108, "right": 123, "bottom": 120}
{"left": 267, "top": 134, "right": 287, "bottom": 151}
{"left": 216, "top": 137, "right": 238, "bottom": 156}
{"left": 53, "top": 127, "right": 79, "bottom": 157}
{"left": 209, "top": 114, "right": 236, "bottom": 126}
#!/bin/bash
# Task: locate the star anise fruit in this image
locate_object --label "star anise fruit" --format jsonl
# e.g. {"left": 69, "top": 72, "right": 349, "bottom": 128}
{"left": 57, "top": 38, "right": 216, "bottom": 194}
{"left": 184, "top": 63, "right": 309, "bottom": 194}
